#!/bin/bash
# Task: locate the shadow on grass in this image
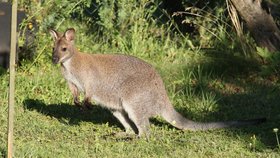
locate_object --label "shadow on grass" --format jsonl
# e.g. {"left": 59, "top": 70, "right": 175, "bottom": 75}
{"left": 172, "top": 51, "right": 280, "bottom": 149}
{"left": 22, "top": 69, "right": 280, "bottom": 149}
{"left": 23, "top": 99, "right": 120, "bottom": 127}
{"left": 213, "top": 80, "right": 280, "bottom": 148}
{"left": 23, "top": 99, "right": 165, "bottom": 135}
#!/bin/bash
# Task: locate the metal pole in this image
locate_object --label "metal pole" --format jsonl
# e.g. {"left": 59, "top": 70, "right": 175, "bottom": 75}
{"left": 8, "top": 0, "right": 17, "bottom": 157}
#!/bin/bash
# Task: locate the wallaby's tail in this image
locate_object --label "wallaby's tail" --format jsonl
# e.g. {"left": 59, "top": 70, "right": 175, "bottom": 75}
{"left": 162, "top": 108, "right": 266, "bottom": 131}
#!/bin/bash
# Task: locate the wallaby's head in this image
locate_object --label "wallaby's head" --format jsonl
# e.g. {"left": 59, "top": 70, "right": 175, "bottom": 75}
{"left": 49, "top": 28, "right": 76, "bottom": 64}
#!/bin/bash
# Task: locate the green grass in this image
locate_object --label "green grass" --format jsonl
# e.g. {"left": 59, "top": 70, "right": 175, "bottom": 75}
{"left": 1, "top": 0, "right": 280, "bottom": 157}
{"left": 1, "top": 49, "right": 280, "bottom": 157}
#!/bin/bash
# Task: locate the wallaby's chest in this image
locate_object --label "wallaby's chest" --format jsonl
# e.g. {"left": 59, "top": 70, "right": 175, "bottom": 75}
{"left": 62, "top": 62, "right": 85, "bottom": 92}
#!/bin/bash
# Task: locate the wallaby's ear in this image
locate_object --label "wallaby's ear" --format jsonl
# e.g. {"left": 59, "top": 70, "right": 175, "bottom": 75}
{"left": 64, "top": 28, "right": 75, "bottom": 42}
{"left": 49, "top": 29, "right": 59, "bottom": 41}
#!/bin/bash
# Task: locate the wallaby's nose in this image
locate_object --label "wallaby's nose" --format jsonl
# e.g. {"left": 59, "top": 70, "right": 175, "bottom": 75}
{"left": 52, "top": 56, "right": 59, "bottom": 64}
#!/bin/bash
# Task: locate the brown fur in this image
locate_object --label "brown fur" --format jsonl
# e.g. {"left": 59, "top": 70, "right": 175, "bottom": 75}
{"left": 49, "top": 28, "right": 265, "bottom": 137}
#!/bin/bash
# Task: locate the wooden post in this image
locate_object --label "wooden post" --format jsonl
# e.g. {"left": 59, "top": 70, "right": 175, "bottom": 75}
{"left": 7, "top": 0, "right": 17, "bottom": 158}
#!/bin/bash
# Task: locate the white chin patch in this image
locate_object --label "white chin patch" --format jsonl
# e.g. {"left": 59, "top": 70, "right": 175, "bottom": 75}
{"left": 59, "top": 55, "right": 70, "bottom": 63}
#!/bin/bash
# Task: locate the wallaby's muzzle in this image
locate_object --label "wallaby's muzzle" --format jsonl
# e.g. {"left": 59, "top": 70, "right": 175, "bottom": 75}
{"left": 52, "top": 56, "right": 59, "bottom": 64}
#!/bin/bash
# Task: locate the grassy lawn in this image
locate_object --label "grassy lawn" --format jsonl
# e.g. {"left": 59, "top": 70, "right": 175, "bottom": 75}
{"left": 0, "top": 49, "right": 280, "bottom": 157}
{"left": 1, "top": 0, "right": 280, "bottom": 157}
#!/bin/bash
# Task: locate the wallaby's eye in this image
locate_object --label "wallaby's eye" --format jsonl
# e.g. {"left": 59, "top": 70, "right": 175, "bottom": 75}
{"left": 62, "top": 47, "right": 67, "bottom": 51}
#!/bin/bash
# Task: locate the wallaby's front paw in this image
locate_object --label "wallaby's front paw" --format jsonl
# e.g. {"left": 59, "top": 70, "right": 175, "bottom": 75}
{"left": 78, "top": 105, "right": 89, "bottom": 112}
{"left": 84, "top": 102, "right": 93, "bottom": 110}
{"left": 74, "top": 102, "right": 87, "bottom": 111}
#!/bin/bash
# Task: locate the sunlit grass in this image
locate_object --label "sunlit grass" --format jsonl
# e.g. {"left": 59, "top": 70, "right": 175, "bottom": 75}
{"left": 1, "top": 0, "right": 280, "bottom": 157}
{"left": 1, "top": 48, "right": 280, "bottom": 157}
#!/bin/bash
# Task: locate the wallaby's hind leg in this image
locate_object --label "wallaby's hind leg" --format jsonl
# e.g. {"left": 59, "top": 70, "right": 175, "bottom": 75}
{"left": 112, "top": 110, "right": 135, "bottom": 134}
{"left": 134, "top": 118, "right": 150, "bottom": 137}
{"left": 121, "top": 92, "right": 157, "bottom": 137}
{"left": 123, "top": 106, "right": 151, "bottom": 137}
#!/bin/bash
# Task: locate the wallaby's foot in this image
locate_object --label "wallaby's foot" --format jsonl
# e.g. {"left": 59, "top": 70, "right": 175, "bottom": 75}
{"left": 84, "top": 101, "right": 93, "bottom": 110}
{"left": 74, "top": 100, "right": 93, "bottom": 111}
{"left": 137, "top": 131, "right": 150, "bottom": 141}
{"left": 78, "top": 105, "right": 88, "bottom": 112}
{"left": 74, "top": 102, "right": 88, "bottom": 112}
{"left": 74, "top": 99, "right": 83, "bottom": 109}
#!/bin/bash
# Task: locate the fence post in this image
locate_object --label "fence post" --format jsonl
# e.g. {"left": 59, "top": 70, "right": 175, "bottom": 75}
{"left": 7, "top": 0, "right": 17, "bottom": 157}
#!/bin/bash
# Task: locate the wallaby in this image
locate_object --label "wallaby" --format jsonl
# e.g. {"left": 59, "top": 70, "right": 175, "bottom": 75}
{"left": 49, "top": 28, "right": 265, "bottom": 137}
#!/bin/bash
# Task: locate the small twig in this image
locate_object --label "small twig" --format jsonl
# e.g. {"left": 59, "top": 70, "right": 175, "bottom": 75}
{"left": 24, "top": 45, "right": 47, "bottom": 73}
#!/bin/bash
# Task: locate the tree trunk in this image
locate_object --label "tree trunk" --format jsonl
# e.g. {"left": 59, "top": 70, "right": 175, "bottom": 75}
{"left": 230, "top": 0, "right": 280, "bottom": 52}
